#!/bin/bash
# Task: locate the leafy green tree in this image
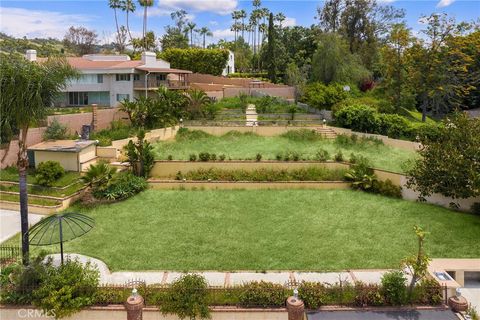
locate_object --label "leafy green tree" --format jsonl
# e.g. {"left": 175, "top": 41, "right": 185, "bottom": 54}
{"left": 311, "top": 33, "right": 371, "bottom": 85}
{"left": 0, "top": 55, "right": 76, "bottom": 264}
{"left": 132, "top": 31, "right": 157, "bottom": 52}
{"left": 160, "top": 27, "right": 189, "bottom": 50}
{"left": 284, "top": 62, "right": 307, "bottom": 103}
{"left": 160, "top": 274, "right": 210, "bottom": 320}
{"left": 402, "top": 226, "right": 430, "bottom": 301}
{"left": 125, "top": 130, "right": 154, "bottom": 178}
{"left": 266, "top": 13, "right": 277, "bottom": 83}
{"left": 63, "top": 26, "right": 98, "bottom": 56}
{"left": 160, "top": 48, "right": 229, "bottom": 76}
{"left": 406, "top": 114, "right": 480, "bottom": 201}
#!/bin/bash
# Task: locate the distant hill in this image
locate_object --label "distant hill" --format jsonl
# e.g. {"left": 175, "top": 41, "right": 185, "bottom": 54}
{"left": 0, "top": 33, "right": 116, "bottom": 57}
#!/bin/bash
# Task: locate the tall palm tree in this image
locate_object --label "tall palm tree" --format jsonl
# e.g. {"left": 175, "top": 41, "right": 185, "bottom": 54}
{"left": 186, "top": 89, "right": 211, "bottom": 118}
{"left": 275, "top": 12, "right": 286, "bottom": 29}
{"left": 239, "top": 9, "right": 247, "bottom": 40}
{"left": 122, "top": 0, "right": 136, "bottom": 42}
{"left": 186, "top": 22, "right": 197, "bottom": 47}
{"left": 109, "top": 0, "right": 122, "bottom": 47}
{"left": 231, "top": 10, "right": 243, "bottom": 41}
{"left": 138, "top": 0, "right": 154, "bottom": 50}
{"left": 0, "top": 56, "right": 77, "bottom": 265}
{"left": 198, "top": 27, "right": 213, "bottom": 49}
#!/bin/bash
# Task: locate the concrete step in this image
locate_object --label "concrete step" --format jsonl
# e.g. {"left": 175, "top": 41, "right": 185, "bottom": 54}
{"left": 316, "top": 127, "right": 337, "bottom": 139}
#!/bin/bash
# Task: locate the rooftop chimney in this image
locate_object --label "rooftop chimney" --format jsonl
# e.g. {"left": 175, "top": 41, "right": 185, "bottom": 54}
{"left": 25, "top": 49, "right": 37, "bottom": 62}
{"left": 141, "top": 51, "right": 156, "bottom": 66}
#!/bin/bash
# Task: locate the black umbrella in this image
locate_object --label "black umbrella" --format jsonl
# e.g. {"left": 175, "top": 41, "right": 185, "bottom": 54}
{"left": 26, "top": 212, "right": 94, "bottom": 264}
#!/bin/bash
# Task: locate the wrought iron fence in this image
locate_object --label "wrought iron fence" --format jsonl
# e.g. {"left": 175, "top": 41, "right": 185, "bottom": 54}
{"left": 0, "top": 245, "right": 20, "bottom": 266}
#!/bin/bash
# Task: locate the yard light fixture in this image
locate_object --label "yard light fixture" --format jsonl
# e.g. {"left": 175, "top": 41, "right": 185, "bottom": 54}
{"left": 132, "top": 288, "right": 138, "bottom": 297}
{"left": 293, "top": 288, "right": 298, "bottom": 299}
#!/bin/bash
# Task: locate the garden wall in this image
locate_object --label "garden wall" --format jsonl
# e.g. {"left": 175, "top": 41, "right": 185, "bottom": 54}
{"left": 0, "top": 127, "right": 46, "bottom": 169}
{"left": 150, "top": 180, "right": 350, "bottom": 190}
{"left": 224, "top": 87, "right": 295, "bottom": 100}
{"left": 0, "top": 306, "right": 287, "bottom": 320}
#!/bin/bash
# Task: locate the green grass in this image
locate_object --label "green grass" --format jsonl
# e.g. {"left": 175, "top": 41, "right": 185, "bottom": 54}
{"left": 215, "top": 96, "right": 306, "bottom": 114}
{"left": 0, "top": 181, "right": 85, "bottom": 198}
{"left": 153, "top": 130, "right": 416, "bottom": 173}
{"left": 0, "top": 168, "right": 81, "bottom": 187}
{"left": 20, "top": 189, "right": 480, "bottom": 271}
{"left": 90, "top": 121, "right": 136, "bottom": 146}
{"left": 0, "top": 193, "right": 60, "bottom": 206}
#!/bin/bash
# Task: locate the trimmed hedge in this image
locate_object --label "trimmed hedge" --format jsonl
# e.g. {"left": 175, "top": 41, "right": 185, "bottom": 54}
{"left": 160, "top": 48, "right": 229, "bottom": 76}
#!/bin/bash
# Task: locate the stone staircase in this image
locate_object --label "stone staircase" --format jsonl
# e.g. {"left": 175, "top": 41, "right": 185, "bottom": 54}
{"left": 316, "top": 127, "right": 337, "bottom": 139}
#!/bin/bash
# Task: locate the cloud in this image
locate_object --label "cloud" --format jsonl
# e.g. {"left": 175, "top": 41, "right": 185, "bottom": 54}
{"left": 0, "top": 7, "right": 91, "bottom": 39}
{"left": 159, "top": 0, "right": 237, "bottom": 15}
{"left": 377, "top": 0, "right": 396, "bottom": 3}
{"left": 437, "top": 0, "right": 455, "bottom": 7}
{"left": 283, "top": 17, "right": 297, "bottom": 27}
{"left": 209, "top": 20, "right": 219, "bottom": 26}
{"left": 212, "top": 28, "right": 235, "bottom": 40}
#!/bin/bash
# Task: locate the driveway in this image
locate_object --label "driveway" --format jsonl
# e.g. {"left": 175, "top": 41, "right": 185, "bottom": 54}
{"left": 307, "top": 310, "right": 457, "bottom": 320}
{"left": 0, "top": 209, "right": 44, "bottom": 243}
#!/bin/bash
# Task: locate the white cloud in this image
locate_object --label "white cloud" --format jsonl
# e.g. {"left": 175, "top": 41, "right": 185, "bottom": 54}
{"left": 0, "top": 7, "right": 91, "bottom": 39}
{"left": 212, "top": 28, "right": 235, "bottom": 40}
{"left": 377, "top": 0, "right": 396, "bottom": 3}
{"left": 283, "top": 17, "right": 297, "bottom": 27}
{"left": 159, "top": 0, "right": 237, "bottom": 15}
{"left": 437, "top": 0, "right": 455, "bottom": 7}
{"left": 209, "top": 20, "right": 219, "bottom": 26}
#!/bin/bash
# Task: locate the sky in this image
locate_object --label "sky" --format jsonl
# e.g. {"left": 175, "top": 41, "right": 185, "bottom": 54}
{"left": 0, "top": 0, "right": 479, "bottom": 46}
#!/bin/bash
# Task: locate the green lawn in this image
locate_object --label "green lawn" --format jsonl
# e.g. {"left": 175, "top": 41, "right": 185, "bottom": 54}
{"left": 24, "top": 189, "right": 480, "bottom": 271}
{"left": 0, "top": 168, "right": 80, "bottom": 187}
{"left": 152, "top": 130, "right": 416, "bottom": 173}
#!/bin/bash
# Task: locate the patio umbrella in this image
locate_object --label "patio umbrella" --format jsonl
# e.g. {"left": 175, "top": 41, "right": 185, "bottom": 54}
{"left": 26, "top": 212, "right": 94, "bottom": 264}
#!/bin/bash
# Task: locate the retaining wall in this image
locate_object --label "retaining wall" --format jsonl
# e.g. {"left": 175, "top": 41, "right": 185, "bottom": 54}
{"left": 149, "top": 180, "right": 350, "bottom": 190}
{"left": 0, "top": 306, "right": 287, "bottom": 320}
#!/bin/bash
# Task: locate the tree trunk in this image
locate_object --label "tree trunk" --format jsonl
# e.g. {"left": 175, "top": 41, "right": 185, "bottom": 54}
{"left": 421, "top": 100, "right": 427, "bottom": 122}
{"left": 126, "top": 10, "right": 133, "bottom": 42}
{"left": 18, "top": 127, "right": 30, "bottom": 265}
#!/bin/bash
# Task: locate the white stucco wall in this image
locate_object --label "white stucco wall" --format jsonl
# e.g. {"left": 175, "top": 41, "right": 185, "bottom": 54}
{"left": 222, "top": 51, "right": 235, "bottom": 76}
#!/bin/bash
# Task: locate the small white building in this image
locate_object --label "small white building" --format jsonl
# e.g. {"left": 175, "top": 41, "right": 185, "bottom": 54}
{"left": 222, "top": 50, "right": 235, "bottom": 76}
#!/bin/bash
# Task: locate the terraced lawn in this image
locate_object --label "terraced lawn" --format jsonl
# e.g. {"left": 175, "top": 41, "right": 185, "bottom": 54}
{"left": 152, "top": 129, "right": 416, "bottom": 173}
{"left": 21, "top": 189, "right": 480, "bottom": 271}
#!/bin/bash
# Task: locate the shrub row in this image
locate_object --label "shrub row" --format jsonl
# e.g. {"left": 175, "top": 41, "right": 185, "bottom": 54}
{"left": 160, "top": 48, "right": 229, "bottom": 76}
{"left": 334, "top": 104, "right": 440, "bottom": 140}
{"left": 175, "top": 167, "right": 347, "bottom": 182}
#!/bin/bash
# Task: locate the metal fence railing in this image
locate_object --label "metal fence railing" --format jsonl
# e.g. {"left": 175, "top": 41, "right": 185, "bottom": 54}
{"left": 0, "top": 245, "right": 21, "bottom": 266}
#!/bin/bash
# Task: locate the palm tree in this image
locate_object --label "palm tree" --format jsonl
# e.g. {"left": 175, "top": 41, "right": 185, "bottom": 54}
{"left": 0, "top": 55, "right": 77, "bottom": 265}
{"left": 122, "top": 0, "right": 136, "bottom": 42}
{"left": 198, "top": 27, "right": 213, "bottom": 49}
{"left": 232, "top": 10, "right": 243, "bottom": 41}
{"left": 239, "top": 9, "right": 247, "bottom": 40}
{"left": 275, "top": 12, "right": 286, "bottom": 29}
{"left": 186, "top": 89, "right": 211, "bottom": 118}
{"left": 138, "top": 0, "right": 154, "bottom": 50}
{"left": 186, "top": 22, "right": 196, "bottom": 47}
{"left": 109, "top": 0, "right": 122, "bottom": 48}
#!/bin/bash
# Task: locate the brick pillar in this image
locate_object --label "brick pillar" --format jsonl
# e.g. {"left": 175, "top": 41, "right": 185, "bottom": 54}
{"left": 125, "top": 292, "right": 144, "bottom": 320}
{"left": 91, "top": 104, "right": 98, "bottom": 131}
{"left": 286, "top": 296, "right": 305, "bottom": 320}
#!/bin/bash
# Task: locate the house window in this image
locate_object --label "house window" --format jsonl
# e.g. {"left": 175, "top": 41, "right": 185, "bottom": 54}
{"left": 116, "top": 94, "right": 130, "bottom": 102}
{"left": 156, "top": 74, "right": 166, "bottom": 81}
{"left": 68, "top": 92, "right": 89, "bottom": 105}
{"left": 116, "top": 74, "right": 131, "bottom": 81}
{"left": 133, "top": 74, "right": 140, "bottom": 81}
{"left": 97, "top": 74, "right": 103, "bottom": 83}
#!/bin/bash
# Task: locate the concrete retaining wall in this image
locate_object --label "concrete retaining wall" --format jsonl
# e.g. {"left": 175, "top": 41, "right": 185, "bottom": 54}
{"left": 150, "top": 180, "right": 350, "bottom": 190}
{"left": 0, "top": 306, "right": 287, "bottom": 320}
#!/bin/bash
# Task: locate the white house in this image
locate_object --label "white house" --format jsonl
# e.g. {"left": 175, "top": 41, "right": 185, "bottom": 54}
{"left": 222, "top": 50, "right": 235, "bottom": 76}
{"left": 26, "top": 50, "right": 192, "bottom": 107}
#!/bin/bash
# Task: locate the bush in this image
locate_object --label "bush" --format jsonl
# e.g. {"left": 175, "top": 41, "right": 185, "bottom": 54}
{"left": 167, "top": 155, "right": 173, "bottom": 161}
{"left": 219, "top": 154, "right": 226, "bottom": 161}
{"left": 124, "top": 130, "right": 154, "bottom": 178}
{"left": 43, "top": 119, "right": 69, "bottom": 140}
{"left": 373, "top": 179, "right": 402, "bottom": 198}
{"left": 298, "top": 281, "right": 327, "bottom": 309}
{"left": 90, "top": 121, "right": 133, "bottom": 146}
{"left": 315, "top": 149, "right": 330, "bottom": 161}
{"left": 94, "top": 171, "right": 147, "bottom": 201}
{"left": 160, "top": 48, "right": 229, "bottom": 76}
{"left": 334, "top": 150, "right": 344, "bottom": 162}
{"left": 81, "top": 161, "right": 117, "bottom": 192}
{"left": 189, "top": 154, "right": 197, "bottom": 161}
{"left": 412, "top": 278, "right": 443, "bottom": 305}
{"left": 256, "top": 153, "right": 262, "bottom": 162}
{"left": 381, "top": 271, "right": 406, "bottom": 306}
{"left": 198, "top": 152, "right": 211, "bottom": 162}
{"left": 160, "top": 274, "right": 210, "bottom": 320}
{"left": 376, "top": 113, "right": 409, "bottom": 138}
{"left": 32, "top": 258, "right": 99, "bottom": 319}
{"left": 472, "top": 202, "right": 480, "bottom": 215}
{"left": 35, "top": 161, "right": 64, "bottom": 186}
{"left": 303, "top": 82, "right": 348, "bottom": 110}
{"left": 210, "top": 153, "right": 217, "bottom": 161}
{"left": 353, "top": 282, "right": 384, "bottom": 307}
{"left": 238, "top": 281, "right": 287, "bottom": 307}
{"left": 334, "top": 104, "right": 378, "bottom": 133}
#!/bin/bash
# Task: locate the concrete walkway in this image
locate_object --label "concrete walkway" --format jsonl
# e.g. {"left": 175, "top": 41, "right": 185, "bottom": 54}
{"left": 307, "top": 310, "right": 457, "bottom": 320}
{"left": 48, "top": 254, "right": 413, "bottom": 287}
{"left": 0, "top": 209, "right": 43, "bottom": 243}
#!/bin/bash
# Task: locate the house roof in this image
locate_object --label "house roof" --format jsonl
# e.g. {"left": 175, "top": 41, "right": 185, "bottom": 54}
{"left": 28, "top": 140, "right": 96, "bottom": 153}
{"left": 135, "top": 66, "right": 192, "bottom": 73}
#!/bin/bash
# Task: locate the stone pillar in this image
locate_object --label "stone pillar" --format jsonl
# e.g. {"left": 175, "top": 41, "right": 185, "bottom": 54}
{"left": 91, "top": 104, "right": 98, "bottom": 131}
{"left": 286, "top": 296, "right": 305, "bottom": 320}
{"left": 125, "top": 292, "right": 144, "bottom": 320}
